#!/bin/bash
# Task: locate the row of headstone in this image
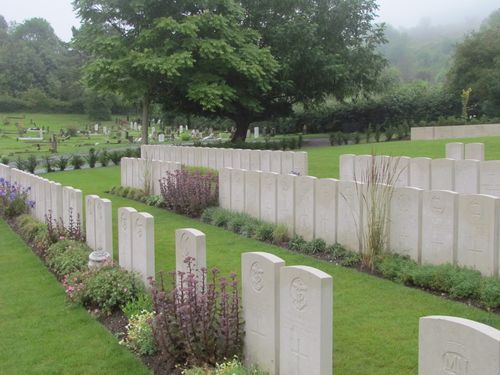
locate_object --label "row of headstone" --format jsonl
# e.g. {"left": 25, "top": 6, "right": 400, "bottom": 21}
{"left": 120, "top": 157, "right": 181, "bottom": 195}
{"left": 85, "top": 195, "right": 113, "bottom": 255}
{"left": 242, "top": 252, "right": 333, "bottom": 375}
{"left": 419, "top": 316, "right": 500, "bottom": 375}
{"left": 118, "top": 207, "right": 155, "bottom": 285}
{"left": 445, "top": 142, "right": 485, "bottom": 161}
{"left": 141, "top": 145, "right": 308, "bottom": 176}
{"left": 2, "top": 164, "right": 82, "bottom": 228}
{"left": 340, "top": 154, "right": 500, "bottom": 197}
{"left": 222, "top": 168, "right": 500, "bottom": 276}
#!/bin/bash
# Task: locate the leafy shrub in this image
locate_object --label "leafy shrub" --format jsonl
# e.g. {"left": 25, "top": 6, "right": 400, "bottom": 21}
{"left": 71, "top": 154, "right": 84, "bottom": 170}
{"left": 374, "top": 255, "right": 417, "bottom": 284}
{"left": 16, "top": 214, "right": 46, "bottom": 242}
{"left": 480, "top": 278, "right": 500, "bottom": 310}
{"left": 1, "top": 156, "right": 9, "bottom": 165}
{"left": 151, "top": 259, "right": 243, "bottom": 369}
{"left": 26, "top": 154, "right": 38, "bottom": 173}
{"left": 329, "top": 244, "right": 362, "bottom": 267}
{"left": 15, "top": 156, "right": 26, "bottom": 171}
{"left": 0, "top": 179, "right": 33, "bottom": 218}
{"left": 353, "top": 132, "right": 361, "bottom": 144}
{"left": 185, "top": 358, "right": 268, "bottom": 375}
{"left": 201, "top": 207, "right": 218, "bottom": 224}
{"left": 288, "top": 235, "right": 307, "bottom": 252}
{"left": 226, "top": 212, "right": 249, "bottom": 234}
{"left": 384, "top": 126, "right": 396, "bottom": 141}
{"left": 160, "top": 170, "right": 218, "bottom": 217}
{"left": 305, "top": 238, "right": 327, "bottom": 254}
{"left": 272, "top": 225, "right": 289, "bottom": 245}
{"left": 144, "top": 195, "right": 164, "bottom": 207}
{"left": 43, "top": 155, "right": 53, "bottom": 173}
{"left": 64, "top": 265, "right": 144, "bottom": 313}
{"left": 86, "top": 148, "right": 99, "bottom": 168}
{"left": 121, "top": 293, "right": 154, "bottom": 318}
{"left": 109, "top": 151, "right": 122, "bottom": 165}
{"left": 46, "top": 240, "right": 91, "bottom": 277}
{"left": 253, "top": 223, "right": 274, "bottom": 242}
{"left": 121, "top": 310, "right": 156, "bottom": 355}
{"left": 55, "top": 155, "right": 68, "bottom": 171}
{"left": 98, "top": 150, "right": 110, "bottom": 167}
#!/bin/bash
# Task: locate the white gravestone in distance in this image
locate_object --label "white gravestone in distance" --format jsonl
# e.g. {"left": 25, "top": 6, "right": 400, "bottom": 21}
{"left": 118, "top": 207, "right": 138, "bottom": 272}
{"left": 421, "top": 190, "right": 458, "bottom": 265}
{"left": 270, "top": 151, "right": 283, "bottom": 174}
{"left": 315, "top": 179, "right": 338, "bottom": 245}
{"left": 131, "top": 212, "right": 155, "bottom": 286}
{"left": 339, "top": 154, "right": 355, "bottom": 181}
{"left": 480, "top": 160, "right": 500, "bottom": 198}
{"left": 455, "top": 159, "right": 480, "bottom": 194}
{"left": 465, "top": 142, "right": 485, "bottom": 161}
{"left": 277, "top": 174, "right": 296, "bottom": 236}
{"left": 230, "top": 168, "right": 246, "bottom": 212}
{"left": 294, "top": 176, "right": 317, "bottom": 241}
{"left": 389, "top": 186, "right": 423, "bottom": 262}
{"left": 457, "top": 194, "right": 500, "bottom": 276}
{"left": 242, "top": 252, "right": 285, "bottom": 375}
{"left": 431, "top": 159, "right": 455, "bottom": 191}
{"left": 244, "top": 170, "right": 261, "bottom": 219}
{"left": 279, "top": 266, "right": 333, "bottom": 375}
{"left": 260, "top": 172, "right": 278, "bottom": 224}
{"left": 337, "top": 181, "right": 362, "bottom": 252}
{"left": 419, "top": 316, "right": 500, "bottom": 375}
{"left": 409, "top": 157, "right": 432, "bottom": 190}
{"left": 445, "top": 142, "right": 465, "bottom": 160}
{"left": 254, "top": 126, "right": 259, "bottom": 138}
{"left": 175, "top": 228, "right": 206, "bottom": 284}
{"left": 219, "top": 167, "right": 232, "bottom": 210}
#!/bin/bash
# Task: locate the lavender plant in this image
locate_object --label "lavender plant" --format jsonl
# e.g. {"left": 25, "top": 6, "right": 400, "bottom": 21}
{"left": 0, "top": 178, "right": 34, "bottom": 218}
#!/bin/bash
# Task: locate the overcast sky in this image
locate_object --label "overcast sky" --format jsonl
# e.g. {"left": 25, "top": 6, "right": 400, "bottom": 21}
{"left": 0, "top": 0, "right": 498, "bottom": 41}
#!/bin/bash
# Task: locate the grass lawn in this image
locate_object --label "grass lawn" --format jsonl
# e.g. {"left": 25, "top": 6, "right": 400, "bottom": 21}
{"left": 305, "top": 135, "right": 500, "bottom": 178}
{"left": 0, "top": 219, "right": 150, "bottom": 374}
{"left": 47, "top": 166, "right": 500, "bottom": 375}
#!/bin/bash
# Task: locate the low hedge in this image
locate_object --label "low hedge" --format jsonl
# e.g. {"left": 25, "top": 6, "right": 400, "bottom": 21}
{"left": 46, "top": 240, "right": 92, "bottom": 277}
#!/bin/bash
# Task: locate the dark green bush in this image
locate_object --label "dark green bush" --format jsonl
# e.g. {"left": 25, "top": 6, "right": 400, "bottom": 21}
{"left": 480, "top": 278, "right": 500, "bottom": 309}
{"left": 109, "top": 151, "right": 122, "bottom": 165}
{"left": 121, "top": 293, "right": 154, "bottom": 318}
{"left": 54, "top": 155, "right": 68, "bottom": 171}
{"left": 71, "top": 154, "right": 84, "bottom": 170}
{"left": 86, "top": 148, "right": 99, "bottom": 168}
{"left": 329, "top": 244, "right": 362, "bottom": 267}
{"left": 288, "top": 235, "right": 308, "bottom": 252}
{"left": 26, "top": 154, "right": 38, "bottom": 173}
{"left": 253, "top": 223, "right": 274, "bottom": 242}
{"left": 374, "top": 255, "right": 417, "bottom": 284}
{"left": 16, "top": 214, "right": 45, "bottom": 242}
{"left": 305, "top": 238, "right": 327, "bottom": 254}
{"left": 46, "top": 241, "right": 90, "bottom": 277}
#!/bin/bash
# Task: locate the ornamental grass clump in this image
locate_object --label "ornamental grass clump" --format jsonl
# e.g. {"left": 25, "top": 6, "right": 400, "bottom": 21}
{"left": 0, "top": 178, "right": 34, "bottom": 218}
{"left": 160, "top": 170, "right": 218, "bottom": 217}
{"left": 151, "top": 257, "right": 243, "bottom": 369}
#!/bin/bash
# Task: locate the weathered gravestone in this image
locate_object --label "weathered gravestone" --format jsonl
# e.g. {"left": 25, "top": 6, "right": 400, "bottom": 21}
{"left": 480, "top": 161, "right": 500, "bottom": 198}
{"left": 294, "top": 176, "right": 316, "bottom": 241}
{"left": 242, "top": 252, "right": 285, "bottom": 375}
{"left": 244, "top": 170, "right": 261, "bottom": 219}
{"left": 50, "top": 182, "right": 63, "bottom": 222}
{"left": 457, "top": 194, "right": 500, "bottom": 276}
{"left": 232, "top": 149, "right": 242, "bottom": 170}
{"left": 354, "top": 155, "right": 373, "bottom": 183}
{"left": 118, "top": 207, "right": 138, "bottom": 272}
{"left": 337, "top": 180, "right": 362, "bottom": 252}
{"left": 85, "top": 195, "right": 99, "bottom": 250}
{"left": 94, "top": 198, "right": 113, "bottom": 254}
{"left": 421, "top": 190, "right": 458, "bottom": 265}
{"left": 282, "top": 152, "right": 294, "bottom": 175}
{"left": 455, "top": 159, "right": 480, "bottom": 194}
{"left": 279, "top": 266, "right": 333, "bottom": 375}
{"left": 409, "top": 157, "right": 431, "bottom": 190}
{"left": 219, "top": 167, "right": 232, "bottom": 210}
{"left": 292, "top": 152, "right": 308, "bottom": 176}
{"left": 270, "top": 151, "right": 283, "bottom": 174}
{"left": 260, "top": 172, "right": 278, "bottom": 223}
{"left": 392, "top": 156, "right": 411, "bottom": 187}
{"left": 389, "top": 186, "right": 423, "bottom": 262}
{"left": 445, "top": 142, "right": 465, "bottom": 160}
{"left": 250, "top": 150, "right": 261, "bottom": 171}
{"left": 230, "top": 168, "right": 246, "bottom": 212}
{"left": 216, "top": 148, "right": 225, "bottom": 170}
{"left": 419, "top": 316, "right": 500, "bottom": 375}
{"left": 465, "top": 143, "right": 485, "bottom": 161}
{"left": 131, "top": 211, "right": 155, "bottom": 285}
{"left": 224, "top": 149, "right": 233, "bottom": 168}
{"left": 208, "top": 148, "right": 217, "bottom": 170}
{"left": 260, "top": 150, "right": 271, "bottom": 172}
{"left": 175, "top": 228, "right": 206, "bottom": 284}
{"left": 431, "top": 159, "right": 455, "bottom": 191}
{"left": 315, "top": 179, "right": 338, "bottom": 245}
{"left": 339, "top": 154, "right": 355, "bottom": 181}
{"left": 277, "top": 174, "right": 296, "bottom": 236}
{"left": 241, "top": 149, "right": 251, "bottom": 170}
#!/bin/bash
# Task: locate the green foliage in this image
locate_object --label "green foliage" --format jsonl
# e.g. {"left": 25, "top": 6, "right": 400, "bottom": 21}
{"left": 109, "top": 151, "right": 122, "bottom": 166}
{"left": 121, "top": 311, "right": 156, "bottom": 356}
{"left": 43, "top": 155, "right": 53, "bottom": 173}
{"left": 98, "top": 150, "right": 110, "bottom": 167}
{"left": 15, "top": 214, "right": 46, "bottom": 243}
{"left": 86, "top": 148, "right": 99, "bottom": 168}
{"left": 121, "top": 293, "right": 154, "bottom": 318}
{"left": 288, "top": 235, "right": 308, "bottom": 252}
{"left": 271, "top": 225, "right": 289, "bottom": 245}
{"left": 55, "top": 155, "right": 69, "bottom": 171}
{"left": 46, "top": 240, "right": 91, "bottom": 277}
{"left": 71, "top": 154, "right": 84, "bottom": 170}
{"left": 253, "top": 223, "right": 274, "bottom": 242}
{"left": 185, "top": 358, "right": 268, "bottom": 375}
{"left": 26, "top": 154, "right": 38, "bottom": 173}
{"left": 305, "top": 238, "right": 327, "bottom": 255}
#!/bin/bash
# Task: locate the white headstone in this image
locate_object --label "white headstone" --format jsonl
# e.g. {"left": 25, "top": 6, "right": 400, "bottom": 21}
{"left": 208, "top": 148, "right": 217, "bottom": 170}
{"left": 242, "top": 252, "right": 285, "bottom": 375}
{"left": 421, "top": 190, "right": 458, "bottom": 265}
{"left": 409, "top": 157, "right": 431, "bottom": 190}
{"left": 260, "top": 150, "right": 271, "bottom": 172}
{"left": 277, "top": 174, "right": 296, "bottom": 236}
{"left": 270, "top": 151, "right": 282, "bottom": 174}
{"left": 389, "top": 186, "right": 423, "bottom": 261}
{"left": 241, "top": 150, "right": 251, "bottom": 170}
{"left": 480, "top": 161, "right": 500, "bottom": 197}
{"left": 50, "top": 182, "right": 63, "bottom": 222}
{"left": 250, "top": 150, "right": 261, "bottom": 171}
{"left": 279, "top": 266, "right": 332, "bottom": 375}
{"left": 260, "top": 172, "right": 278, "bottom": 223}
{"left": 158, "top": 134, "right": 165, "bottom": 143}
{"left": 294, "top": 176, "right": 316, "bottom": 241}
{"left": 254, "top": 126, "right": 259, "bottom": 138}
{"left": 230, "top": 168, "right": 246, "bottom": 212}
{"left": 85, "top": 195, "right": 98, "bottom": 251}
{"left": 392, "top": 156, "right": 411, "bottom": 187}
{"left": 244, "top": 170, "right": 261, "bottom": 219}
{"left": 224, "top": 149, "right": 233, "bottom": 168}
{"left": 457, "top": 194, "right": 500, "bottom": 276}
{"left": 339, "top": 154, "right": 355, "bottom": 181}
{"left": 337, "top": 181, "right": 362, "bottom": 252}
{"left": 315, "top": 179, "right": 338, "bottom": 245}
{"left": 431, "top": 159, "right": 455, "bottom": 191}
{"left": 201, "top": 147, "right": 209, "bottom": 168}
{"left": 232, "top": 149, "right": 242, "bottom": 170}
{"left": 118, "top": 207, "right": 137, "bottom": 272}
{"left": 445, "top": 142, "right": 465, "bottom": 160}
{"left": 419, "top": 316, "right": 500, "bottom": 375}
{"left": 175, "top": 228, "right": 206, "bottom": 284}
{"left": 455, "top": 159, "right": 480, "bottom": 194}
{"left": 465, "top": 143, "right": 485, "bottom": 161}
{"left": 292, "top": 152, "right": 308, "bottom": 176}
{"left": 219, "top": 167, "right": 232, "bottom": 209}
{"left": 131, "top": 212, "right": 155, "bottom": 285}
{"left": 282, "top": 152, "right": 294, "bottom": 175}
{"left": 354, "top": 155, "right": 373, "bottom": 183}
{"left": 216, "top": 148, "right": 225, "bottom": 170}
{"left": 94, "top": 198, "right": 113, "bottom": 254}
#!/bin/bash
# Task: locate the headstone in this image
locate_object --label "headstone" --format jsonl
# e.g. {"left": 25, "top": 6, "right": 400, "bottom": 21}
{"left": 230, "top": 168, "right": 246, "bottom": 212}
{"left": 208, "top": 148, "right": 217, "bottom": 170}
{"left": 242, "top": 252, "right": 285, "bottom": 375}
{"left": 419, "top": 316, "right": 500, "bottom": 375}
{"left": 292, "top": 152, "right": 308, "bottom": 176}
{"left": 151, "top": 160, "right": 162, "bottom": 195}
{"left": 131, "top": 212, "right": 155, "bottom": 285}
{"left": 224, "top": 149, "right": 233, "bottom": 168}
{"left": 120, "top": 157, "right": 128, "bottom": 186}
{"left": 201, "top": 148, "right": 209, "bottom": 168}
{"left": 270, "top": 151, "right": 283, "bottom": 174}
{"left": 241, "top": 150, "right": 251, "bottom": 170}
{"left": 118, "top": 207, "right": 137, "bottom": 272}
{"left": 282, "top": 152, "right": 294, "bottom": 175}
{"left": 85, "top": 195, "right": 98, "bottom": 251}
{"left": 254, "top": 126, "right": 259, "bottom": 138}
{"left": 315, "top": 179, "right": 338, "bottom": 245}
{"left": 455, "top": 159, "right": 480, "bottom": 194}
{"left": 392, "top": 156, "right": 411, "bottom": 187}
{"left": 339, "top": 154, "right": 355, "bottom": 181}
{"left": 260, "top": 172, "right": 278, "bottom": 223}
{"left": 354, "top": 155, "right": 373, "bottom": 183}
{"left": 232, "top": 149, "right": 242, "bottom": 170}
{"left": 337, "top": 181, "right": 362, "bottom": 252}
{"left": 94, "top": 123, "right": 99, "bottom": 132}
{"left": 250, "top": 150, "right": 261, "bottom": 171}
{"left": 219, "top": 167, "right": 232, "bottom": 209}
{"left": 175, "top": 228, "right": 206, "bottom": 284}
{"left": 445, "top": 142, "right": 465, "bottom": 160}
{"left": 50, "top": 182, "right": 63, "bottom": 222}
{"left": 94, "top": 198, "right": 113, "bottom": 254}
{"left": 277, "top": 174, "right": 296, "bottom": 236}
{"left": 244, "top": 170, "right": 261, "bottom": 218}
{"left": 247, "top": 129, "right": 251, "bottom": 139}
{"left": 294, "top": 176, "right": 316, "bottom": 241}
{"left": 431, "top": 159, "right": 455, "bottom": 191}
{"left": 279, "top": 266, "right": 333, "bottom": 375}
{"left": 158, "top": 134, "right": 165, "bottom": 143}
{"left": 457, "top": 194, "right": 500, "bottom": 276}
{"left": 409, "top": 157, "right": 431, "bottom": 190}
{"left": 260, "top": 150, "right": 271, "bottom": 172}
{"left": 421, "top": 190, "right": 458, "bottom": 265}
{"left": 480, "top": 161, "right": 500, "bottom": 197}
{"left": 132, "top": 158, "right": 140, "bottom": 189}
{"left": 216, "top": 148, "right": 225, "bottom": 170}
{"left": 465, "top": 143, "right": 485, "bottom": 161}
{"left": 389, "top": 187, "right": 423, "bottom": 261}
{"left": 181, "top": 147, "right": 189, "bottom": 165}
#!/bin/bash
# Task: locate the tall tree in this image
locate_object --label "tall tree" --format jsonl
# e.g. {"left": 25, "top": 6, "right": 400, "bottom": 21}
{"left": 72, "top": 0, "right": 277, "bottom": 144}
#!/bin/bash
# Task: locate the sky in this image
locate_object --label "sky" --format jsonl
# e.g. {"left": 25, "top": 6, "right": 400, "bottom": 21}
{"left": 0, "top": 0, "right": 499, "bottom": 42}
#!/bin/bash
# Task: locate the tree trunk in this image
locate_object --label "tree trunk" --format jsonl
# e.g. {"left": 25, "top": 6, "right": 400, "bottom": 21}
{"left": 141, "top": 94, "right": 150, "bottom": 144}
{"left": 231, "top": 117, "right": 250, "bottom": 143}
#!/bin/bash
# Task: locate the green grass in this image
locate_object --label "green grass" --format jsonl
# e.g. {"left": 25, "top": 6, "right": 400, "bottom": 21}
{"left": 305, "top": 136, "right": 500, "bottom": 178}
{"left": 0, "top": 219, "right": 150, "bottom": 374}
{"left": 47, "top": 166, "right": 500, "bottom": 375}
